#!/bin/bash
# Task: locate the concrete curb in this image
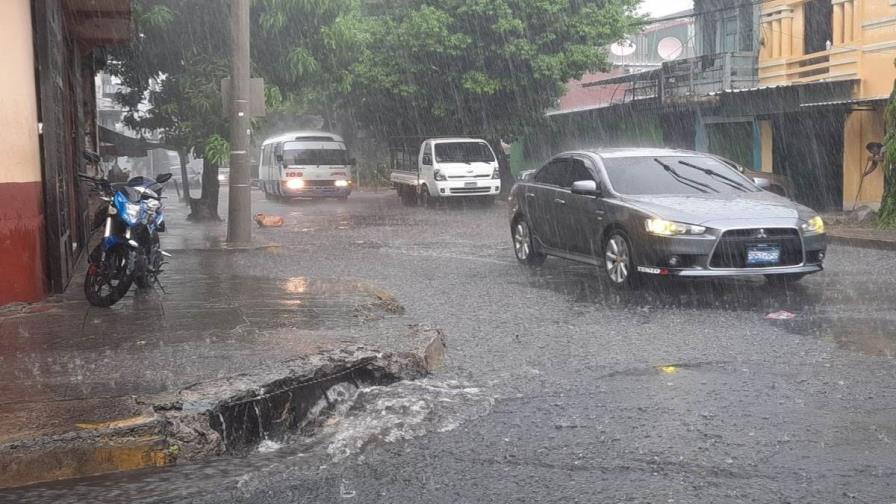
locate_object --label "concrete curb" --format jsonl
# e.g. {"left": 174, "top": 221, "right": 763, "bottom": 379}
{"left": 828, "top": 234, "right": 896, "bottom": 251}
{"left": 0, "top": 333, "right": 446, "bottom": 490}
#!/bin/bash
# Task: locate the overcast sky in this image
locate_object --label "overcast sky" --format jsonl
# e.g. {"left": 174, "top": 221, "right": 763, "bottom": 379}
{"left": 639, "top": 0, "right": 693, "bottom": 18}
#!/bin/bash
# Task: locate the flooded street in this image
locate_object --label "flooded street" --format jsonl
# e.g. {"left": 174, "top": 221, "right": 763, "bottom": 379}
{"left": 5, "top": 190, "right": 896, "bottom": 503}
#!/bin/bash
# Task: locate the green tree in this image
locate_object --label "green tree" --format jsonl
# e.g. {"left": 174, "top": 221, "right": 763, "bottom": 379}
{"left": 109, "top": 1, "right": 230, "bottom": 221}
{"left": 346, "top": 0, "right": 642, "bottom": 141}
{"left": 878, "top": 59, "right": 896, "bottom": 228}
{"left": 261, "top": 0, "right": 642, "bottom": 147}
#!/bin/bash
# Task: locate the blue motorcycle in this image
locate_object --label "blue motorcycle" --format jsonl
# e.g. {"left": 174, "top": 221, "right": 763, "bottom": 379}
{"left": 78, "top": 170, "right": 173, "bottom": 307}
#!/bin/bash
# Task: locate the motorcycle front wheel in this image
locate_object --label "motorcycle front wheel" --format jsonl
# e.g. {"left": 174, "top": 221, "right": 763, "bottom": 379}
{"left": 84, "top": 243, "right": 133, "bottom": 307}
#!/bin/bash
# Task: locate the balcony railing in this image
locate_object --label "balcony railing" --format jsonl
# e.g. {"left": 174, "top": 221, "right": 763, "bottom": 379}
{"left": 758, "top": 49, "right": 859, "bottom": 85}
{"left": 660, "top": 52, "right": 757, "bottom": 99}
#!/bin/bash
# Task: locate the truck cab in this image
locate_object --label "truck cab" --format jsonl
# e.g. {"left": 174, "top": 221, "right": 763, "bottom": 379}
{"left": 391, "top": 137, "right": 501, "bottom": 206}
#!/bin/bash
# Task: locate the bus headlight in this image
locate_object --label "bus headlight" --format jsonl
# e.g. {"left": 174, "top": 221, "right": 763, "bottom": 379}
{"left": 286, "top": 179, "right": 305, "bottom": 189}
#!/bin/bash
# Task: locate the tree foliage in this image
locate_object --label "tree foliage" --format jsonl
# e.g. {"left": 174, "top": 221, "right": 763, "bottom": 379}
{"left": 107, "top": 1, "right": 230, "bottom": 220}
{"left": 879, "top": 59, "right": 896, "bottom": 228}
{"left": 262, "top": 0, "right": 643, "bottom": 141}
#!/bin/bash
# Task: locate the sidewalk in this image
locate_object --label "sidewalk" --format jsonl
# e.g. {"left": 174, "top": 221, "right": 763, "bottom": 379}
{"left": 0, "top": 196, "right": 444, "bottom": 489}
{"left": 822, "top": 210, "right": 896, "bottom": 251}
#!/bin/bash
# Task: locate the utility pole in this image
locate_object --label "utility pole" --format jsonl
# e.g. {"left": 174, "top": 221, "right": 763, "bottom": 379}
{"left": 226, "top": 0, "right": 251, "bottom": 243}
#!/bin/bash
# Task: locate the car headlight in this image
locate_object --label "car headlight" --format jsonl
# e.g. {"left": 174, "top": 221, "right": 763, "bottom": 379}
{"left": 334, "top": 180, "right": 349, "bottom": 187}
{"left": 218, "top": 174, "right": 227, "bottom": 181}
{"left": 645, "top": 218, "right": 706, "bottom": 236}
{"left": 492, "top": 167, "right": 500, "bottom": 179}
{"left": 286, "top": 179, "right": 304, "bottom": 189}
{"left": 433, "top": 169, "right": 446, "bottom": 181}
{"left": 801, "top": 215, "right": 825, "bottom": 235}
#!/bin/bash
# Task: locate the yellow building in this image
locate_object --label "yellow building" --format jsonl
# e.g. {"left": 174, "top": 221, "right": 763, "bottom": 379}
{"left": 757, "top": 0, "right": 896, "bottom": 209}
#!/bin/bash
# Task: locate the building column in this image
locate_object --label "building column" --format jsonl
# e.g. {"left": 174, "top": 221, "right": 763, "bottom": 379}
{"left": 781, "top": 16, "right": 793, "bottom": 57}
{"left": 0, "top": 0, "right": 47, "bottom": 304}
{"left": 832, "top": 2, "right": 844, "bottom": 46}
{"left": 772, "top": 19, "right": 782, "bottom": 58}
{"left": 842, "top": 0, "right": 853, "bottom": 43}
{"left": 761, "top": 22, "right": 772, "bottom": 59}
{"left": 759, "top": 120, "right": 774, "bottom": 173}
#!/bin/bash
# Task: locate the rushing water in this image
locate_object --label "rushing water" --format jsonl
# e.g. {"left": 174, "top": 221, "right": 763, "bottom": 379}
{"left": 3, "top": 378, "right": 494, "bottom": 504}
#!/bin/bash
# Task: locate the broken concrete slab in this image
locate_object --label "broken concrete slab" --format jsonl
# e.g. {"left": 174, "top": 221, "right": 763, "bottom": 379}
{"left": 0, "top": 331, "right": 445, "bottom": 489}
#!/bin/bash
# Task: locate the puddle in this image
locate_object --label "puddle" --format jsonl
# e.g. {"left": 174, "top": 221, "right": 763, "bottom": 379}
{"left": 600, "top": 361, "right": 728, "bottom": 379}
{"left": 777, "top": 315, "right": 896, "bottom": 357}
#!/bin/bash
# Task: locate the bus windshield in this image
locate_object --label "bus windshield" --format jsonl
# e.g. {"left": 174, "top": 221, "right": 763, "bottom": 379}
{"left": 283, "top": 143, "right": 349, "bottom": 165}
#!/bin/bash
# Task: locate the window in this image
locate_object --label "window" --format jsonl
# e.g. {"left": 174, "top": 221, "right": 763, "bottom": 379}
{"left": 433, "top": 142, "right": 495, "bottom": 163}
{"left": 534, "top": 158, "right": 568, "bottom": 186}
{"left": 262, "top": 145, "right": 272, "bottom": 168}
{"left": 565, "top": 158, "right": 594, "bottom": 188}
{"left": 601, "top": 156, "right": 760, "bottom": 196}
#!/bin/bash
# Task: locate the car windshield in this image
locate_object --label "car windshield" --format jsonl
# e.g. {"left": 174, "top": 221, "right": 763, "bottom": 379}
{"left": 283, "top": 148, "right": 349, "bottom": 165}
{"left": 602, "top": 156, "right": 760, "bottom": 195}
{"left": 434, "top": 142, "right": 495, "bottom": 163}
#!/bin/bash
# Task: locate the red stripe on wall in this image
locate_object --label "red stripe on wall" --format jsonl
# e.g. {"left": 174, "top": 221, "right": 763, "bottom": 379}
{"left": 0, "top": 181, "right": 47, "bottom": 304}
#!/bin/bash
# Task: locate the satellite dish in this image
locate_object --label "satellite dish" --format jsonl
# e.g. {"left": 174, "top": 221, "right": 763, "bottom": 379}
{"left": 610, "top": 40, "right": 636, "bottom": 57}
{"left": 657, "top": 36, "right": 684, "bottom": 60}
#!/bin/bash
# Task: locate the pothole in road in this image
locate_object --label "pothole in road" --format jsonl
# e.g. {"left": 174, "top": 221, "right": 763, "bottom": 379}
{"left": 600, "top": 361, "right": 729, "bottom": 379}
{"left": 776, "top": 315, "right": 896, "bottom": 357}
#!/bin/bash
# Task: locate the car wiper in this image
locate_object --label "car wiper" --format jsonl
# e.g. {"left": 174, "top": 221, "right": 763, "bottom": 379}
{"left": 677, "top": 160, "right": 752, "bottom": 192}
{"left": 653, "top": 158, "right": 716, "bottom": 194}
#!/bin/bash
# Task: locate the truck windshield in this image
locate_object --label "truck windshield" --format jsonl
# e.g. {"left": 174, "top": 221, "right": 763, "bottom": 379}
{"left": 434, "top": 142, "right": 495, "bottom": 163}
{"left": 284, "top": 148, "right": 349, "bottom": 165}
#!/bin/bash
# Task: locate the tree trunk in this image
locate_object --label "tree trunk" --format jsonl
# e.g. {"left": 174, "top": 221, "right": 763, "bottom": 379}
{"left": 187, "top": 158, "right": 221, "bottom": 221}
{"left": 489, "top": 138, "right": 515, "bottom": 197}
{"left": 177, "top": 149, "right": 191, "bottom": 202}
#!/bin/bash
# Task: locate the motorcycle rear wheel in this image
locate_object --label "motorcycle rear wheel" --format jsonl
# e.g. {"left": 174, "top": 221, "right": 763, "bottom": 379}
{"left": 84, "top": 243, "right": 133, "bottom": 307}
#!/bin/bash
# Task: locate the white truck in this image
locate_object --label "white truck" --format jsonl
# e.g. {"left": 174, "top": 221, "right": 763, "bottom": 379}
{"left": 390, "top": 137, "right": 501, "bottom": 206}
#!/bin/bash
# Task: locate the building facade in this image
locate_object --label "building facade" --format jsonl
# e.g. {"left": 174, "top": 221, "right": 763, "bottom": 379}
{"left": 757, "top": 0, "right": 896, "bottom": 208}
{"left": 0, "top": 0, "right": 132, "bottom": 305}
{"left": 522, "top": 0, "right": 895, "bottom": 212}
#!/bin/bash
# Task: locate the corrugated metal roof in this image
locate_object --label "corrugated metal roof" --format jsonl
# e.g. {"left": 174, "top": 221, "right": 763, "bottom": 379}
{"left": 800, "top": 96, "right": 889, "bottom": 108}
{"left": 707, "top": 78, "right": 858, "bottom": 96}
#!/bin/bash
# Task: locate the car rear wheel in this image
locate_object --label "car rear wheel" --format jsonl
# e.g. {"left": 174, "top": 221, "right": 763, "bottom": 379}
{"left": 604, "top": 231, "right": 638, "bottom": 288}
{"left": 513, "top": 217, "right": 545, "bottom": 266}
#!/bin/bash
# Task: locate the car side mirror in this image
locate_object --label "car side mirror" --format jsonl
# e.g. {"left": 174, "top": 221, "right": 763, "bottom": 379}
{"left": 571, "top": 179, "right": 600, "bottom": 197}
{"left": 350, "top": 158, "right": 357, "bottom": 166}
{"left": 752, "top": 176, "right": 772, "bottom": 190}
{"left": 155, "top": 173, "right": 173, "bottom": 184}
{"left": 422, "top": 155, "right": 432, "bottom": 166}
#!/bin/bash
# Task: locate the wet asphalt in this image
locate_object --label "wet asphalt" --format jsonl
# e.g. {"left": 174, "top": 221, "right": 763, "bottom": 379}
{"left": 5, "top": 190, "right": 896, "bottom": 503}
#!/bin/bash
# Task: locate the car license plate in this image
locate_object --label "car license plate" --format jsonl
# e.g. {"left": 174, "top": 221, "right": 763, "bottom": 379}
{"left": 746, "top": 244, "right": 781, "bottom": 266}
{"left": 464, "top": 182, "right": 477, "bottom": 188}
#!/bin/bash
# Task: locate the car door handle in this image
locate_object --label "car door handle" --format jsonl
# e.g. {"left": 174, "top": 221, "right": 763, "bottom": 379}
{"left": 525, "top": 192, "right": 535, "bottom": 198}
{"left": 553, "top": 198, "right": 566, "bottom": 205}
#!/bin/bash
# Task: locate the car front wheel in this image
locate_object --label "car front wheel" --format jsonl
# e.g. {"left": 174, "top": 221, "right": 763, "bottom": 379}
{"left": 604, "top": 230, "right": 638, "bottom": 288}
{"left": 513, "top": 217, "right": 545, "bottom": 266}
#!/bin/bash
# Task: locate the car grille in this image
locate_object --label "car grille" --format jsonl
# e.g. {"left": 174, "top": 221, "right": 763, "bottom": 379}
{"left": 449, "top": 187, "right": 492, "bottom": 194}
{"left": 709, "top": 228, "right": 803, "bottom": 269}
{"left": 447, "top": 175, "right": 491, "bottom": 179}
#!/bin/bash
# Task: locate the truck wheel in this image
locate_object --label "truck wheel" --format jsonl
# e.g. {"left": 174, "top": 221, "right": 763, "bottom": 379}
{"left": 420, "top": 186, "right": 434, "bottom": 208}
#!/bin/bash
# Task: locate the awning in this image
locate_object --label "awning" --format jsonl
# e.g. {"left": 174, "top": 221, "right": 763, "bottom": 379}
{"left": 64, "top": 0, "right": 133, "bottom": 49}
{"left": 99, "top": 126, "right": 170, "bottom": 157}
